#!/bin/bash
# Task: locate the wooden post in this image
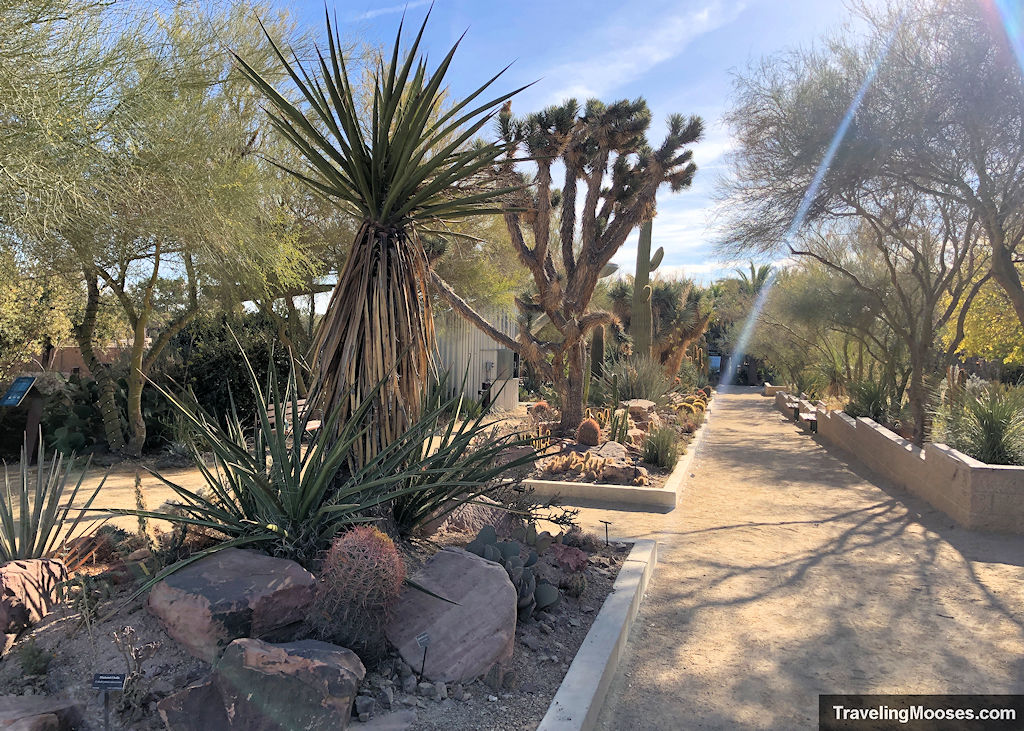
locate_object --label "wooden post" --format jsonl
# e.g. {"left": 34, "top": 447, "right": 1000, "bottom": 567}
{"left": 23, "top": 391, "right": 44, "bottom": 464}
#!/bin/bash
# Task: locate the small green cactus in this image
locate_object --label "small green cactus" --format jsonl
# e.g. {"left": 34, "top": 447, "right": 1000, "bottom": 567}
{"left": 576, "top": 417, "right": 601, "bottom": 446}
{"left": 562, "top": 572, "right": 587, "bottom": 598}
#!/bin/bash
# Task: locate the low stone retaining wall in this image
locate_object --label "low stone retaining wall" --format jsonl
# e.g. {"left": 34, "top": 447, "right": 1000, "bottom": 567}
{"left": 775, "top": 392, "right": 1024, "bottom": 533}
{"left": 763, "top": 383, "right": 786, "bottom": 397}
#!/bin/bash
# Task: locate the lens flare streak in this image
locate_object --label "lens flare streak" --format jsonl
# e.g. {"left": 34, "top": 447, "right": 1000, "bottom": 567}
{"left": 722, "top": 15, "right": 904, "bottom": 387}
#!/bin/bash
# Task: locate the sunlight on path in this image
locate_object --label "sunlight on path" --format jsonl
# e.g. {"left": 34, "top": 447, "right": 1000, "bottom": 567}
{"left": 567, "top": 388, "right": 1024, "bottom": 730}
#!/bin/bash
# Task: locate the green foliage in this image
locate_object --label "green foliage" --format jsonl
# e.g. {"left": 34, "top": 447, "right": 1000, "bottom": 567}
{"left": 154, "top": 310, "right": 292, "bottom": 430}
{"left": 0, "top": 439, "right": 105, "bottom": 563}
{"left": 308, "top": 526, "right": 406, "bottom": 663}
{"left": 791, "top": 369, "right": 824, "bottom": 400}
{"left": 642, "top": 427, "right": 679, "bottom": 470}
{"left": 844, "top": 381, "right": 891, "bottom": 423}
{"left": 597, "top": 356, "right": 677, "bottom": 406}
{"left": 934, "top": 386, "right": 1024, "bottom": 466}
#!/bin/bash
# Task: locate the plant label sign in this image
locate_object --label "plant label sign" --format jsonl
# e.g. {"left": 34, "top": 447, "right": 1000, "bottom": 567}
{"left": 415, "top": 632, "right": 431, "bottom": 649}
{"left": 92, "top": 674, "right": 126, "bottom": 691}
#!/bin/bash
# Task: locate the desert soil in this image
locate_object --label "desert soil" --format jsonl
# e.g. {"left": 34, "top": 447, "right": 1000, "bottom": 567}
{"left": 561, "top": 386, "right": 1024, "bottom": 730}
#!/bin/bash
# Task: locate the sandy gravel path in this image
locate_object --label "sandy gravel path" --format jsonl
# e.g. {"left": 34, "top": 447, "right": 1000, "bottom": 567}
{"left": 564, "top": 387, "right": 1024, "bottom": 730}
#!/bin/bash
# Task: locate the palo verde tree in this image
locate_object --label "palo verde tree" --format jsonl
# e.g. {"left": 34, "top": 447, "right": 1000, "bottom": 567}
{"left": 721, "top": 0, "right": 1024, "bottom": 327}
{"left": 433, "top": 99, "right": 703, "bottom": 431}
{"left": 237, "top": 11, "right": 523, "bottom": 464}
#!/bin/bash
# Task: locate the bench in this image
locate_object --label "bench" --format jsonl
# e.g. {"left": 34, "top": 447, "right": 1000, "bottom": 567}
{"left": 266, "top": 398, "right": 322, "bottom": 440}
{"left": 784, "top": 401, "right": 801, "bottom": 420}
{"left": 799, "top": 411, "right": 818, "bottom": 433}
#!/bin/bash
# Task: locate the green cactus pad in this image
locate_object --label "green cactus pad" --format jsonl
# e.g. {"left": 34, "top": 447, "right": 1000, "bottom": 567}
{"left": 477, "top": 525, "right": 498, "bottom": 545}
{"left": 498, "top": 541, "right": 521, "bottom": 560}
{"left": 483, "top": 544, "right": 501, "bottom": 563}
{"left": 535, "top": 582, "right": 561, "bottom": 611}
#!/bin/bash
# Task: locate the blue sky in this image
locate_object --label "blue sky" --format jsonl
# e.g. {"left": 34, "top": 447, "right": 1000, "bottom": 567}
{"left": 281, "top": 0, "right": 861, "bottom": 282}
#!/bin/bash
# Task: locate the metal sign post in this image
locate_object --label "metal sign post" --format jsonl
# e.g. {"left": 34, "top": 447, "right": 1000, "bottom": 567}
{"left": 92, "top": 673, "right": 127, "bottom": 731}
{"left": 415, "top": 632, "right": 431, "bottom": 681}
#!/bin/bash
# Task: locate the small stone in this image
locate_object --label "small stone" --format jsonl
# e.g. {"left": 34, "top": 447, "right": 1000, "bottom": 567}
{"left": 449, "top": 684, "right": 465, "bottom": 701}
{"left": 581, "top": 605, "right": 595, "bottom": 613}
{"left": 355, "top": 695, "right": 376, "bottom": 717}
{"left": 359, "top": 712, "right": 370, "bottom": 723}
{"left": 520, "top": 635, "right": 541, "bottom": 651}
{"left": 538, "top": 622, "right": 553, "bottom": 635}
{"left": 501, "top": 693, "right": 514, "bottom": 700}
{"left": 377, "top": 686, "right": 394, "bottom": 710}
{"left": 487, "top": 695, "right": 498, "bottom": 702}
{"left": 554, "top": 641, "right": 566, "bottom": 651}
{"left": 568, "top": 617, "right": 581, "bottom": 628}
{"left": 417, "top": 682, "right": 435, "bottom": 698}
{"left": 398, "top": 660, "right": 413, "bottom": 679}
{"left": 435, "top": 682, "right": 447, "bottom": 701}
{"left": 401, "top": 675, "right": 417, "bottom": 694}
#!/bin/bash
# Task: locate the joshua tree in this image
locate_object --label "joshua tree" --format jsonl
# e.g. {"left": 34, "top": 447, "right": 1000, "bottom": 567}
{"left": 237, "top": 13, "right": 522, "bottom": 463}
{"left": 610, "top": 278, "right": 715, "bottom": 377}
{"left": 433, "top": 99, "right": 703, "bottom": 431}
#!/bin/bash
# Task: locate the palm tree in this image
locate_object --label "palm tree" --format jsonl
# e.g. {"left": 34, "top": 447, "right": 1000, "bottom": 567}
{"left": 736, "top": 261, "right": 773, "bottom": 295}
{"left": 235, "top": 12, "right": 522, "bottom": 464}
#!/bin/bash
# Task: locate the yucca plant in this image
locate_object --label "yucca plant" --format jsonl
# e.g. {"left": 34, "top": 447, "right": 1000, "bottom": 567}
{"left": 934, "top": 386, "right": 1024, "bottom": 466}
{"left": 234, "top": 11, "right": 524, "bottom": 466}
{"left": 642, "top": 426, "right": 679, "bottom": 470}
{"left": 1, "top": 439, "right": 106, "bottom": 563}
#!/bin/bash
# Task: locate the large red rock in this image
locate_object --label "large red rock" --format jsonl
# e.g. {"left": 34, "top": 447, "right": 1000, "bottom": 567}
{"left": 0, "top": 559, "right": 67, "bottom": 634}
{"left": 0, "top": 696, "right": 81, "bottom": 730}
{"left": 385, "top": 548, "right": 516, "bottom": 684}
{"left": 147, "top": 548, "right": 315, "bottom": 662}
{"left": 215, "top": 639, "right": 365, "bottom": 730}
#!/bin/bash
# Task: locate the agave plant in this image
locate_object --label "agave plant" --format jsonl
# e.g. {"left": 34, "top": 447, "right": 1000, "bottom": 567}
{"left": 1, "top": 439, "right": 106, "bottom": 563}
{"left": 234, "top": 12, "right": 524, "bottom": 466}
{"left": 106, "top": 351, "right": 538, "bottom": 572}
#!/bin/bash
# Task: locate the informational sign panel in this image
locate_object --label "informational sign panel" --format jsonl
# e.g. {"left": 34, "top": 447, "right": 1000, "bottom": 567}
{"left": 0, "top": 376, "right": 36, "bottom": 407}
{"left": 91, "top": 673, "right": 127, "bottom": 691}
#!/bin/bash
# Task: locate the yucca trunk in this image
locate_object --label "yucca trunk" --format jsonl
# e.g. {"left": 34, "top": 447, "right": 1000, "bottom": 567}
{"left": 310, "top": 223, "right": 434, "bottom": 466}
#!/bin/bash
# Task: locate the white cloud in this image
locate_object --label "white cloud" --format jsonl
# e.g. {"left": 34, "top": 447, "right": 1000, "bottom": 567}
{"left": 539, "top": 1, "right": 746, "bottom": 104}
{"left": 350, "top": 0, "right": 431, "bottom": 22}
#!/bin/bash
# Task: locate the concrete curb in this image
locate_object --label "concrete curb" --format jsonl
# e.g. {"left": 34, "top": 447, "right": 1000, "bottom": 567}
{"left": 537, "top": 539, "right": 658, "bottom": 731}
{"left": 523, "top": 393, "right": 715, "bottom": 512}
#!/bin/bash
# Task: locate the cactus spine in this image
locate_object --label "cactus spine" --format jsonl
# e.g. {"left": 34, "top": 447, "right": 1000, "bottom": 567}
{"left": 630, "top": 219, "right": 663, "bottom": 359}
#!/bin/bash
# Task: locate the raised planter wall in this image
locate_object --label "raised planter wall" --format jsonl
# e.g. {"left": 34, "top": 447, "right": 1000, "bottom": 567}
{"left": 776, "top": 392, "right": 1024, "bottom": 533}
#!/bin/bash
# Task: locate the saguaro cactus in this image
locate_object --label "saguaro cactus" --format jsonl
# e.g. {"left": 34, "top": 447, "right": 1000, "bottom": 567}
{"left": 590, "top": 325, "right": 605, "bottom": 379}
{"left": 630, "top": 219, "right": 664, "bottom": 358}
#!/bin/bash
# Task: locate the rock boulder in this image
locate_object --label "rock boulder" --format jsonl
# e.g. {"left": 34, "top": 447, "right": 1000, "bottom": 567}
{"left": 215, "top": 639, "right": 365, "bottom": 730}
{"left": 147, "top": 548, "right": 315, "bottom": 662}
{"left": 385, "top": 548, "right": 516, "bottom": 684}
{"left": 0, "top": 560, "right": 68, "bottom": 634}
{"left": 0, "top": 696, "right": 81, "bottom": 731}
{"left": 623, "top": 399, "right": 656, "bottom": 419}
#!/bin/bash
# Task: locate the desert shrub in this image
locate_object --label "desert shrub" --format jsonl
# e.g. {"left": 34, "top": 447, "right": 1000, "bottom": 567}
{"left": 933, "top": 385, "right": 1024, "bottom": 466}
{"left": 844, "top": 380, "right": 891, "bottom": 423}
{"left": 642, "top": 426, "right": 679, "bottom": 470}
{"left": 675, "top": 359, "right": 700, "bottom": 393}
{"left": 17, "top": 641, "right": 53, "bottom": 676}
{"left": 152, "top": 310, "right": 291, "bottom": 430}
{"left": 597, "top": 355, "right": 677, "bottom": 406}
{"left": 308, "top": 526, "right": 406, "bottom": 663}
{"left": 791, "top": 369, "right": 823, "bottom": 399}
{"left": 561, "top": 526, "right": 602, "bottom": 552}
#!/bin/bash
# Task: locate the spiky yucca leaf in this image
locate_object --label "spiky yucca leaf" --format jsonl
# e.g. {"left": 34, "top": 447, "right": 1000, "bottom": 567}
{"left": 235, "top": 11, "right": 525, "bottom": 465}
{"left": 0, "top": 440, "right": 106, "bottom": 563}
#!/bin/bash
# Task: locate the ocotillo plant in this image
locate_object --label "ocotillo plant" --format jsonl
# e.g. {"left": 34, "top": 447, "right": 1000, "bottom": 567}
{"left": 630, "top": 219, "right": 664, "bottom": 358}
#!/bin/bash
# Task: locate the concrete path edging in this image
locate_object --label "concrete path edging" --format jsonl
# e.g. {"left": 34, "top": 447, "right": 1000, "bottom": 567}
{"left": 536, "top": 539, "right": 658, "bottom": 731}
{"left": 524, "top": 394, "right": 716, "bottom": 511}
